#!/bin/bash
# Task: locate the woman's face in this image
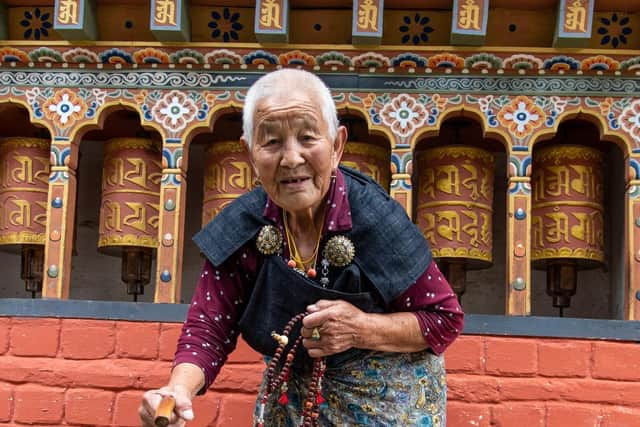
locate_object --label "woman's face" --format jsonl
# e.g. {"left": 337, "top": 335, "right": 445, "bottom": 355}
{"left": 244, "top": 89, "right": 346, "bottom": 216}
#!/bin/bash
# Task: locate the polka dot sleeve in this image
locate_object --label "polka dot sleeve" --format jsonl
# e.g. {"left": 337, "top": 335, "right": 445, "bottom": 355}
{"left": 390, "top": 259, "right": 464, "bottom": 355}
{"left": 173, "top": 248, "right": 257, "bottom": 394}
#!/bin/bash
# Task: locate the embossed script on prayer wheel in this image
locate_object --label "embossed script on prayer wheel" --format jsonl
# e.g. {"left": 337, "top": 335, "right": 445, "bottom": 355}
{"left": 98, "top": 137, "right": 162, "bottom": 300}
{"left": 202, "top": 141, "right": 254, "bottom": 225}
{"left": 340, "top": 141, "right": 390, "bottom": 190}
{"left": 0, "top": 137, "right": 50, "bottom": 297}
{"left": 416, "top": 146, "right": 495, "bottom": 298}
{"left": 532, "top": 145, "right": 604, "bottom": 313}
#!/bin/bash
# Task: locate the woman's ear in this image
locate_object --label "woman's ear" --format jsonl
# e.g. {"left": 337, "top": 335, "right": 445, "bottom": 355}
{"left": 331, "top": 126, "right": 348, "bottom": 170}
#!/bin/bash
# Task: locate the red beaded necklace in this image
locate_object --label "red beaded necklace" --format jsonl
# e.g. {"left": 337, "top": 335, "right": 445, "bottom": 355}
{"left": 256, "top": 312, "right": 326, "bottom": 427}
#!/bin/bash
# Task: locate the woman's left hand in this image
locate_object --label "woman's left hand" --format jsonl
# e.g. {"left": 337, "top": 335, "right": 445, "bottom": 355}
{"left": 301, "top": 299, "right": 368, "bottom": 358}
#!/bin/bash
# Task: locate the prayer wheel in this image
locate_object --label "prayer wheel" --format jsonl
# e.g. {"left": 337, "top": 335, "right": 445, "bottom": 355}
{"left": 340, "top": 141, "right": 390, "bottom": 190}
{"left": 0, "top": 137, "right": 50, "bottom": 297}
{"left": 98, "top": 137, "right": 162, "bottom": 300}
{"left": 202, "top": 141, "right": 255, "bottom": 225}
{"left": 532, "top": 145, "right": 604, "bottom": 315}
{"left": 416, "top": 146, "right": 495, "bottom": 299}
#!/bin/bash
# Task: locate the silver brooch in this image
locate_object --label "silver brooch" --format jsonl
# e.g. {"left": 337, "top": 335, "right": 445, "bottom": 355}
{"left": 323, "top": 235, "right": 355, "bottom": 267}
{"left": 256, "top": 225, "right": 283, "bottom": 255}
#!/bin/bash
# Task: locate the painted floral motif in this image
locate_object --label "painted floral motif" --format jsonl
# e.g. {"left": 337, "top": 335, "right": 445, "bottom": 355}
{"left": 62, "top": 48, "right": 99, "bottom": 63}
{"left": 0, "top": 47, "right": 29, "bottom": 63}
{"left": 209, "top": 8, "right": 243, "bottom": 42}
{"left": 428, "top": 53, "right": 465, "bottom": 69}
{"left": 391, "top": 53, "right": 428, "bottom": 68}
{"left": 243, "top": 50, "right": 278, "bottom": 65}
{"left": 380, "top": 94, "right": 428, "bottom": 138}
{"left": 20, "top": 8, "right": 52, "bottom": 40}
{"left": 43, "top": 89, "right": 87, "bottom": 128}
{"left": 581, "top": 55, "right": 620, "bottom": 71}
{"left": 399, "top": 14, "right": 434, "bottom": 45}
{"left": 206, "top": 49, "right": 243, "bottom": 65}
{"left": 352, "top": 52, "right": 390, "bottom": 68}
{"left": 620, "top": 57, "right": 640, "bottom": 71}
{"left": 497, "top": 96, "right": 545, "bottom": 139}
{"left": 279, "top": 50, "right": 316, "bottom": 66}
{"left": 502, "top": 54, "right": 543, "bottom": 70}
{"left": 170, "top": 49, "right": 205, "bottom": 65}
{"left": 619, "top": 100, "right": 640, "bottom": 142}
{"left": 316, "top": 51, "right": 352, "bottom": 67}
{"left": 133, "top": 48, "right": 170, "bottom": 64}
{"left": 99, "top": 48, "right": 134, "bottom": 64}
{"left": 598, "top": 13, "right": 632, "bottom": 48}
{"left": 543, "top": 56, "right": 581, "bottom": 71}
{"left": 28, "top": 47, "right": 63, "bottom": 63}
{"left": 465, "top": 53, "right": 502, "bottom": 70}
{"left": 152, "top": 90, "right": 198, "bottom": 133}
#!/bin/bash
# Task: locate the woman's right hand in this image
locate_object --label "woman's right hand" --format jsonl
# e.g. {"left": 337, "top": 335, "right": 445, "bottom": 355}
{"left": 139, "top": 385, "right": 194, "bottom": 427}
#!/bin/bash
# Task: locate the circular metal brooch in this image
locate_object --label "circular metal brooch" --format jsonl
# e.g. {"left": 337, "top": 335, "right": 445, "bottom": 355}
{"left": 322, "top": 235, "right": 355, "bottom": 267}
{"left": 256, "top": 225, "right": 283, "bottom": 255}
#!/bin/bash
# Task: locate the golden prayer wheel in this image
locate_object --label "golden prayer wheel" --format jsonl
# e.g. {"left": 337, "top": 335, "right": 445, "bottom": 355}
{"left": 98, "top": 137, "right": 162, "bottom": 300}
{"left": 340, "top": 141, "right": 390, "bottom": 190}
{"left": 0, "top": 137, "right": 50, "bottom": 297}
{"left": 416, "top": 146, "right": 495, "bottom": 299}
{"left": 202, "top": 141, "right": 255, "bottom": 225}
{"left": 532, "top": 145, "right": 604, "bottom": 314}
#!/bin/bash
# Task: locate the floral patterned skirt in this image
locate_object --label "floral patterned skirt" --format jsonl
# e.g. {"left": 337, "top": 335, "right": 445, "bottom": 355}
{"left": 253, "top": 350, "right": 447, "bottom": 427}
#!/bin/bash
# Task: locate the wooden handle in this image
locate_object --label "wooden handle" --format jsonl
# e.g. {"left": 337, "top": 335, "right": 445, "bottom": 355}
{"left": 154, "top": 396, "right": 176, "bottom": 427}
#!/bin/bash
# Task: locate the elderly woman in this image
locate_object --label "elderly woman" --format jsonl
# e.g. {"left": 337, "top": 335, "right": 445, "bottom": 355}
{"left": 139, "top": 69, "right": 463, "bottom": 427}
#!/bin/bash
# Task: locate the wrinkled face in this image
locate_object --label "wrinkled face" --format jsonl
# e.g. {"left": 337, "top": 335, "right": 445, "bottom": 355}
{"left": 244, "top": 89, "right": 346, "bottom": 216}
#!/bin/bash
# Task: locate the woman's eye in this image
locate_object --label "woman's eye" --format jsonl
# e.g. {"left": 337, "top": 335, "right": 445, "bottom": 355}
{"left": 265, "top": 138, "right": 279, "bottom": 145}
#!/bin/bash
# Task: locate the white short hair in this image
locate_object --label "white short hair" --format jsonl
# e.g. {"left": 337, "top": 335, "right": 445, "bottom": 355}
{"left": 242, "top": 69, "right": 339, "bottom": 148}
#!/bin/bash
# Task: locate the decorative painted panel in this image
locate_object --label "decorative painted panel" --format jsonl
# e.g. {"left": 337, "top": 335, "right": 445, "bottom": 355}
{"left": 53, "top": 0, "right": 96, "bottom": 40}
{"left": 150, "top": 0, "right": 190, "bottom": 42}
{"left": 254, "top": 0, "right": 289, "bottom": 43}
{"left": 451, "top": 0, "right": 489, "bottom": 46}
{"left": 554, "top": 0, "right": 594, "bottom": 48}
{"left": 352, "top": 0, "right": 384, "bottom": 46}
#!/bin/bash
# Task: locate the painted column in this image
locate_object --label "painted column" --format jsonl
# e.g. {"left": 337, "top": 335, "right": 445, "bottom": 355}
{"left": 505, "top": 153, "right": 531, "bottom": 315}
{"left": 627, "top": 177, "right": 640, "bottom": 320}
{"left": 154, "top": 145, "right": 186, "bottom": 303}
{"left": 42, "top": 143, "right": 76, "bottom": 299}
{"left": 390, "top": 148, "right": 412, "bottom": 217}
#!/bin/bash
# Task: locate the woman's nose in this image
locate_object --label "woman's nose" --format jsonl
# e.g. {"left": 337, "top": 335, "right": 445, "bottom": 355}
{"left": 280, "top": 138, "right": 305, "bottom": 167}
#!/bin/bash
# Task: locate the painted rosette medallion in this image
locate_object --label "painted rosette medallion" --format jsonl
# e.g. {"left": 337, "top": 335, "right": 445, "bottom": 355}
{"left": 202, "top": 141, "right": 254, "bottom": 225}
{"left": 98, "top": 137, "right": 162, "bottom": 252}
{"left": 340, "top": 141, "right": 390, "bottom": 191}
{"left": 416, "top": 146, "right": 495, "bottom": 267}
{"left": 0, "top": 137, "right": 50, "bottom": 247}
{"left": 531, "top": 145, "right": 604, "bottom": 268}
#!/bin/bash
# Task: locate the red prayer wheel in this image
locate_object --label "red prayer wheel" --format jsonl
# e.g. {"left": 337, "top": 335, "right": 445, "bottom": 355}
{"left": 340, "top": 141, "right": 390, "bottom": 190}
{"left": 532, "top": 145, "right": 604, "bottom": 313}
{"left": 202, "top": 141, "right": 255, "bottom": 225}
{"left": 0, "top": 137, "right": 50, "bottom": 297}
{"left": 98, "top": 137, "right": 162, "bottom": 299}
{"left": 416, "top": 146, "right": 495, "bottom": 298}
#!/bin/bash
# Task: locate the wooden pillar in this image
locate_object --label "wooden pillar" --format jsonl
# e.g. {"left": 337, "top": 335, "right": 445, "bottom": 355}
{"left": 627, "top": 179, "right": 640, "bottom": 320}
{"left": 505, "top": 174, "right": 531, "bottom": 315}
{"left": 42, "top": 144, "right": 77, "bottom": 299}
{"left": 390, "top": 148, "right": 412, "bottom": 217}
{"left": 154, "top": 153, "right": 187, "bottom": 303}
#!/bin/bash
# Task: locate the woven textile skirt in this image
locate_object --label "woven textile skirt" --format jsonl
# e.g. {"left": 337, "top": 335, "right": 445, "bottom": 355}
{"left": 253, "top": 350, "right": 447, "bottom": 427}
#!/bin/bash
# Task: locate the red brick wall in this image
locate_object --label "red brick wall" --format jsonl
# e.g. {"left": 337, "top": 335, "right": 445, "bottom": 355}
{"left": 0, "top": 317, "right": 639, "bottom": 427}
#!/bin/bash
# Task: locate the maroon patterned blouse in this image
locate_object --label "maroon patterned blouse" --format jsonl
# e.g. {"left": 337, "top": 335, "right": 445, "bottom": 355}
{"left": 174, "top": 171, "right": 464, "bottom": 391}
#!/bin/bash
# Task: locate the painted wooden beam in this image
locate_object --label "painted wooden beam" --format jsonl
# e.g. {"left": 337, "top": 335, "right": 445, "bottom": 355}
{"left": 53, "top": 0, "right": 97, "bottom": 41}
{"left": 553, "top": 0, "right": 594, "bottom": 48}
{"left": 450, "top": 0, "right": 489, "bottom": 46}
{"left": 0, "top": 4, "right": 7, "bottom": 40}
{"left": 352, "top": 0, "right": 384, "bottom": 46}
{"left": 254, "top": 0, "right": 289, "bottom": 43}
{"left": 150, "top": 0, "right": 191, "bottom": 42}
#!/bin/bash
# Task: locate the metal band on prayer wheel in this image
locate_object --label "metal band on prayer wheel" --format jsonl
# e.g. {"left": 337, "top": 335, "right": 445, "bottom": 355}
{"left": 416, "top": 145, "right": 495, "bottom": 267}
{"left": 0, "top": 137, "right": 50, "bottom": 246}
{"left": 340, "top": 141, "right": 390, "bottom": 190}
{"left": 532, "top": 145, "right": 604, "bottom": 268}
{"left": 98, "top": 137, "right": 162, "bottom": 251}
{"left": 202, "top": 141, "right": 254, "bottom": 225}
